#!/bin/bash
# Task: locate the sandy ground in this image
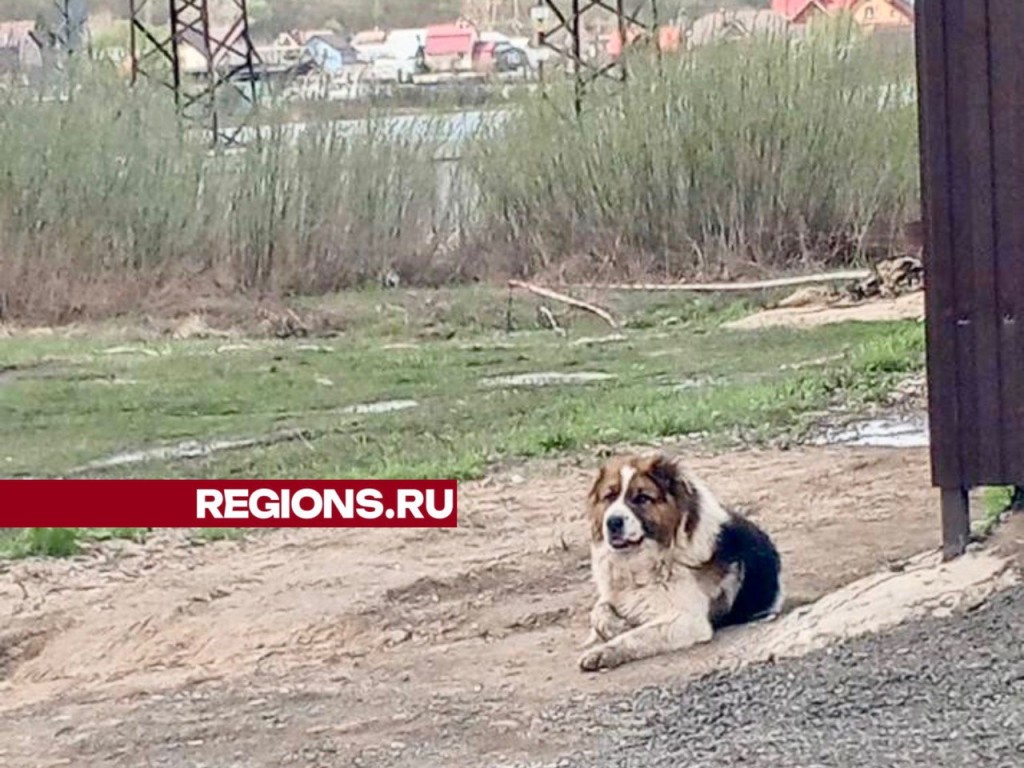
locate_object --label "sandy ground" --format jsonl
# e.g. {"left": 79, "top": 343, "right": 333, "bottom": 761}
{"left": 724, "top": 291, "right": 924, "bottom": 331}
{"left": 0, "top": 444, "right": 986, "bottom": 767}
{"left": 507, "top": 524, "right": 1024, "bottom": 768}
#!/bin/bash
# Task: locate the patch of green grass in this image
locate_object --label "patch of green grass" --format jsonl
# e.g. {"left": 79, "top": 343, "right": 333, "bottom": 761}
{"left": 974, "top": 487, "right": 1017, "bottom": 538}
{"left": 0, "top": 528, "right": 82, "bottom": 559}
{"left": 0, "top": 525, "right": 250, "bottom": 559}
{"left": 0, "top": 304, "right": 923, "bottom": 484}
{"left": 0, "top": 298, "right": 927, "bottom": 558}
{"left": 0, "top": 527, "right": 151, "bottom": 559}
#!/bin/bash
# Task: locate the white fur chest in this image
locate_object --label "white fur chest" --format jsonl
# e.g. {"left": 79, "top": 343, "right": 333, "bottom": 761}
{"left": 591, "top": 543, "right": 701, "bottom": 626}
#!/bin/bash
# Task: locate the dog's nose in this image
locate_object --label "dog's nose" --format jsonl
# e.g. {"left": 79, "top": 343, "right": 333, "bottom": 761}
{"left": 606, "top": 516, "right": 625, "bottom": 537}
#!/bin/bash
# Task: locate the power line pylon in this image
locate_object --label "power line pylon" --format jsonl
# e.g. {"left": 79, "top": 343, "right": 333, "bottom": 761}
{"left": 532, "top": 1, "right": 661, "bottom": 117}
{"left": 128, "top": 0, "right": 261, "bottom": 146}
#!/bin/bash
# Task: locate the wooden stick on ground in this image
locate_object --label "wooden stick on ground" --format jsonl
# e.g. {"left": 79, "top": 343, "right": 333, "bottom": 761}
{"left": 569, "top": 270, "right": 873, "bottom": 293}
{"left": 537, "top": 305, "right": 566, "bottom": 336}
{"left": 508, "top": 280, "right": 620, "bottom": 329}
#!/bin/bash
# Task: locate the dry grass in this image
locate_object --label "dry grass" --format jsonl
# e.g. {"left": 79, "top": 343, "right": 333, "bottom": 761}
{"left": 467, "top": 20, "right": 919, "bottom": 281}
{"left": 0, "top": 22, "right": 919, "bottom": 324}
{"left": 0, "top": 64, "right": 451, "bottom": 323}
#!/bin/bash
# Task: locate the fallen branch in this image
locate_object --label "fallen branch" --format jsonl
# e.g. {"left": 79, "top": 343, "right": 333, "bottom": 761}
{"left": 568, "top": 270, "right": 872, "bottom": 293}
{"left": 508, "top": 280, "right": 620, "bottom": 329}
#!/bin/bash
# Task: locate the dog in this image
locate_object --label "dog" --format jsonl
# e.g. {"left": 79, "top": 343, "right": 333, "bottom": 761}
{"left": 578, "top": 451, "right": 783, "bottom": 672}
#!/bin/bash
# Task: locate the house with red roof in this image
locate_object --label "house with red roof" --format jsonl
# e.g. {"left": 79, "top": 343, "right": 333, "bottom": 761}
{"left": 423, "top": 19, "right": 479, "bottom": 72}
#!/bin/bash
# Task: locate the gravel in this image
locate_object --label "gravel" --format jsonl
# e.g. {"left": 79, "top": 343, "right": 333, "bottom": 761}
{"left": 8, "top": 586, "right": 1022, "bottom": 768}
{"left": 510, "top": 586, "right": 1024, "bottom": 768}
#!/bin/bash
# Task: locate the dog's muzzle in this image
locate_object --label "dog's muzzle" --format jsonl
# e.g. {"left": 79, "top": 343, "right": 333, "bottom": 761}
{"left": 605, "top": 514, "right": 641, "bottom": 550}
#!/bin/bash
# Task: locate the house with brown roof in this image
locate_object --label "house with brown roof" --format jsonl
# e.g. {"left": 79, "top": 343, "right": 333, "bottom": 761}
{"left": 849, "top": 0, "right": 913, "bottom": 29}
{"left": 771, "top": 0, "right": 913, "bottom": 29}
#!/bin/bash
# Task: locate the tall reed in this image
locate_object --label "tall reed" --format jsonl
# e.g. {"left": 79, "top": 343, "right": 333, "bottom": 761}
{"left": 468, "top": 19, "right": 920, "bottom": 281}
{"left": 0, "top": 21, "right": 920, "bottom": 323}
{"left": 0, "top": 63, "right": 448, "bottom": 321}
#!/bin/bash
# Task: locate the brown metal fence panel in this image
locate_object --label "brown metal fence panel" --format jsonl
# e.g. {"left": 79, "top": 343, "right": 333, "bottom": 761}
{"left": 916, "top": 0, "right": 961, "bottom": 489}
{"left": 916, "top": 0, "right": 1024, "bottom": 555}
{"left": 989, "top": 1, "right": 1024, "bottom": 484}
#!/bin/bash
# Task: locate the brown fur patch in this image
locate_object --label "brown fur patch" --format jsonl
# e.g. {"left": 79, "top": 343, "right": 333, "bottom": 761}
{"left": 587, "top": 453, "right": 701, "bottom": 547}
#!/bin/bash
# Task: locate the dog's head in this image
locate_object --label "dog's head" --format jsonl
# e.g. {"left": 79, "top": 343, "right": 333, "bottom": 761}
{"left": 587, "top": 452, "right": 700, "bottom": 553}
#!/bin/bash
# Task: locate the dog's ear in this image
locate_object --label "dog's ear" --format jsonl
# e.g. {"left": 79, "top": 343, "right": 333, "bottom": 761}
{"left": 646, "top": 452, "right": 693, "bottom": 499}
{"left": 587, "top": 461, "right": 608, "bottom": 506}
{"left": 647, "top": 452, "right": 700, "bottom": 537}
{"left": 586, "top": 461, "right": 611, "bottom": 543}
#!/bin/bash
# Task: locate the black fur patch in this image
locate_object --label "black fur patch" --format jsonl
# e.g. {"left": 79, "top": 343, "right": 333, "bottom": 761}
{"left": 710, "top": 513, "right": 782, "bottom": 630}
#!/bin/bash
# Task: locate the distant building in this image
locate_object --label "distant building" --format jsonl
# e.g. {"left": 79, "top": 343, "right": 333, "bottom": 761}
{"left": 424, "top": 20, "right": 478, "bottom": 73}
{"left": 276, "top": 29, "right": 334, "bottom": 47}
{"left": 849, "top": 0, "right": 914, "bottom": 29}
{"left": 688, "top": 9, "right": 791, "bottom": 47}
{"left": 367, "top": 28, "right": 425, "bottom": 83}
{"left": 304, "top": 33, "right": 361, "bottom": 74}
{"left": 771, "top": 0, "right": 913, "bottom": 29}
{"left": 177, "top": 24, "right": 247, "bottom": 74}
{"left": 0, "top": 20, "right": 43, "bottom": 74}
{"left": 351, "top": 27, "right": 388, "bottom": 61}
{"left": 384, "top": 28, "right": 426, "bottom": 62}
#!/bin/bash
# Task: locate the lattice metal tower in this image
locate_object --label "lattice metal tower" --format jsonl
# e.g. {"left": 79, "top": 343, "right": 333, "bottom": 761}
{"left": 532, "top": 1, "right": 663, "bottom": 116}
{"left": 128, "top": 0, "right": 261, "bottom": 146}
{"left": 54, "top": 0, "right": 90, "bottom": 53}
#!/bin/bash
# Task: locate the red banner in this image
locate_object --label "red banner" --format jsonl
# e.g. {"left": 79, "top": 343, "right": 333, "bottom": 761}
{"left": 0, "top": 480, "right": 458, "bottom": 528}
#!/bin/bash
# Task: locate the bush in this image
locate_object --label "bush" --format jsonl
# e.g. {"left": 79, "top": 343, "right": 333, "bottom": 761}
{"left": 0, "top": 22, "right": 921, "bottom": 323}
{"left": 0, "top": 63, "right": 450, "bottom": 321}
{"left": 468, "top": 19, "right": 920, "bottom": 281}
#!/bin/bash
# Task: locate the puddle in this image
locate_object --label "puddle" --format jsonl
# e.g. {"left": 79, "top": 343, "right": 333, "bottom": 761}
{"left": 479, "top": 372, "right": 615, "bottom": 388}
{"left": 71, "top": 401, "right": 419, "bottom": 473}
{"left": 779, "top": 353, "right": 847, "bottom": 371}
{"left": 103, "top": 346, "right": 161, "bottom": 358}
{"left": 295, "top": 344, "right": 335, "bottom": 353}
{"left": 88, "top": 377, "right": 140, "bottom": 386}
{"left": 815, "top": 414, "right": 930, "bottom": 448}
{"left": 570, "top": 334, "right": 628, "bottom": 348}
{"left": 339, "top": 399, "right": 419, "bottom": 415}
{"left": 70, "top": 429, "right": 311, "bottom": 474}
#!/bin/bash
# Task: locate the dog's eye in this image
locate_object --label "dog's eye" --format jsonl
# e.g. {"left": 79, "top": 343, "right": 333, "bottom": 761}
{"left": 634, "top": 493, "right": 653, "bottom": 505}
{"left": 603, "top": 489, "right": 619, "bottom": 502}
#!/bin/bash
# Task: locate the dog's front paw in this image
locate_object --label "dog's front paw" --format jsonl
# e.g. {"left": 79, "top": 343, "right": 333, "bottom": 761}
{"left": 590, "top": 602, "right": 630, "bottom": 643}
{"left": 578, "top": 643, "right": 628, "bottom": 673}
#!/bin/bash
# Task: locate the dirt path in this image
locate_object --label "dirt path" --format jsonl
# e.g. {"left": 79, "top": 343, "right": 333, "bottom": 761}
{"left": 0, "top": 445, "right": 952, "bottom": 767}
